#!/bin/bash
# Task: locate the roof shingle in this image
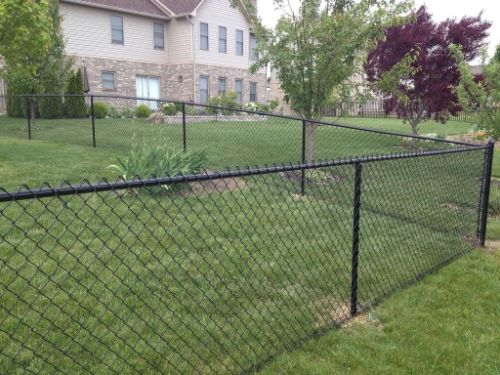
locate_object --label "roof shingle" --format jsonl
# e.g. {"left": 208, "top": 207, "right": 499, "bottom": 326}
{"left": 62, "top": 0, "right": 169, "bottom": 19}
{"left": 62, "top": 0, "right": 257, "bottom": 18}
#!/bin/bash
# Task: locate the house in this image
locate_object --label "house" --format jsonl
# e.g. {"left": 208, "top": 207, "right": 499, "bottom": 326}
{"left": 59, "top": 0, "right": 267, "bottom": 106}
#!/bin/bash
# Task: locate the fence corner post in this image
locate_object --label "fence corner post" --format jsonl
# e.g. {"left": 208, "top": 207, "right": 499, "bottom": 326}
{"left": 25, "top": 97, "right": 32, "bottom": 140}
{"left": 90, "top": 95, "right": 96, "bottom": 148}
{"left": 351, "top": 162, "right": 363, "bottom": 316}
{"left": 479, "top": 138, "right": 495, "bottom": 247}
{"left": 301, "top": 119, "right": 306, "bottom": 195}
{"left": 182, "top": 102, "right": 187, "bottom": 152}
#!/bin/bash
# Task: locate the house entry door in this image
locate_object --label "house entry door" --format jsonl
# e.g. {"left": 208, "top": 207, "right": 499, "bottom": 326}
{"left": 136, "top": 76, "right": 160, "bottom": 110}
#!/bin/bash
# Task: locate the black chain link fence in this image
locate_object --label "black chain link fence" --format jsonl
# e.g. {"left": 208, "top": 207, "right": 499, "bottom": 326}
{"left": 0, "top": 94, "right": 478, "bottom": 168}
{"left": 320, "top": 99, "right": 483, "bottom": 123}
{"left": 0, "top": 93, "right": 495, "bottom": 374}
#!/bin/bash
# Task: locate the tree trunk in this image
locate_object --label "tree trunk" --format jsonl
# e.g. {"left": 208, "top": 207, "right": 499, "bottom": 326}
{"left": 305, "top": 121, "right": 316, "bottom": 163}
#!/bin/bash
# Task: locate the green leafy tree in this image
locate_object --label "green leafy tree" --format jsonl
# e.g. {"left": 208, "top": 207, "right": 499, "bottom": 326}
{"left": 38, "top": 0, "right": 71, "bottom": 118}
{"left": 233, "top": 0, "right": 412, "bottom": 161}
{"left": 451, "top": 44, "right": 500, "bottom": 140}
{"left": 0, "top": 0, "right": 70, "bottom": 118}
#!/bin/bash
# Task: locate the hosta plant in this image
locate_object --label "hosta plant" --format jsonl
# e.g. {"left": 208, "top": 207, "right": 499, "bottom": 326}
{"left": 107, "top": 144, "right": 208, "bottom": 195}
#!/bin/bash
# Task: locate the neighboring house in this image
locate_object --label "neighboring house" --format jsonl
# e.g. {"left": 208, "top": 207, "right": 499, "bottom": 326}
{"left": 59, "top": 0, "right": 266, "bottom": 106}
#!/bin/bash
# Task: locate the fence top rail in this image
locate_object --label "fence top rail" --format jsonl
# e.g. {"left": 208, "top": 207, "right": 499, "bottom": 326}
{"left": 0, "top": 144, "right": 487, "bottom": 202}
{"left": 12, "top": 93, "right": 479, "bottom": 148}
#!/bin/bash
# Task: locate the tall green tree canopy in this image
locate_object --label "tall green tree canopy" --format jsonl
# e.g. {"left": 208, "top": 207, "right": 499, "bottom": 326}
{"left": 0, "top": 0, "right": 53, "bottom": 93}
{"left": 234, "top": 0, "right": 412, "bottom": 120}
{"left": 0, "top": 0, "right": 69, "bottom": 95}
{"left": 451, "top": 44, "right": 500, "bottom": 140}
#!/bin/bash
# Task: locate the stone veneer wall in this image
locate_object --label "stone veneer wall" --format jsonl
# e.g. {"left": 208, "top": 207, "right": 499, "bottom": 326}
{"left": 70, "top": 56, "right": 195, "bottom": 102}
{"left": 194, "top": 64, "right": 268, "bottom": 105}
{"left": 69, "top": 56, "right": 268, "bottom": 106}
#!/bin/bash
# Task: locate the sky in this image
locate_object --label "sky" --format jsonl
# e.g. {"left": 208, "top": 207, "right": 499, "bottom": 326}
{"left": 258, "top": 0, "right": 500, "bottom": 59}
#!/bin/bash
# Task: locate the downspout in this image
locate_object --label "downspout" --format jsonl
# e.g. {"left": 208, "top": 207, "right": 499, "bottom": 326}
{"left": 186, "top": 15, "right": 196, "bottom": 103}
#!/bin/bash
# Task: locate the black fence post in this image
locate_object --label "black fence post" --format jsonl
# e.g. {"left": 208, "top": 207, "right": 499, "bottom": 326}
{"left": 90, "top": 95, "right": 96, "bottom": 148}
{"left": 479, "top": 139, "right": 495, "bottom": 246}
{"left": 182, "top": 103, "right": 187, "bottom": 152}
{"left": 25, "top": 97, "right": 32, "bottom": 140}
{"left": 301, "top": 119, "right": 307, "bottom": 195}
{"left": 351, "top": 162, "right": 362, "bottom": 316}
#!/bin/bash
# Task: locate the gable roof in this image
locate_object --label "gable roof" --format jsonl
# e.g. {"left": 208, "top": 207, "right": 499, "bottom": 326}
{"left": 61, "top": 0, "right": 170, "bottom": 19}
{"left": 154, "top": 0, "right": 203, "bottom": 15}
{"left": 61, "top": 0, "right": 257, "bottom": 19}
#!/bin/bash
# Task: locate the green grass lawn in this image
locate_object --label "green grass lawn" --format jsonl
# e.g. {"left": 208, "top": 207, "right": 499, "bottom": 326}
{"left": 328, "top": 116, "right": 473, "bottom": 136}
{"left": 0, "top": 114, "right": 493, "bottom": 373}
{"left": 0, "top": 115, "right": 474, "bottom": 189}
{"left": 260, "top": 221, "right": 500, "bottom": 375}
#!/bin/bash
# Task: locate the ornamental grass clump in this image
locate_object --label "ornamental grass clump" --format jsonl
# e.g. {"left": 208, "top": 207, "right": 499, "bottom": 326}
{"left": 107, "top": 143, "right": 208, "bottom": 195}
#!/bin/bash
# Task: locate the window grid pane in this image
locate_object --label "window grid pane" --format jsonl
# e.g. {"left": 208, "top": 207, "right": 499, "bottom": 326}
{"left": 236, "top": 30, "right": 244, "bottom": 56}
{"left": 235, "top": 80, "right": 243, "bottom": 104}
{"left": 200, "top": 76, "right": 209, "bottom": 105}
{"left": 250, "top": 82, "right": 257, "bottom": 102}
{"left": 219, "top": 26, "right": 227, "bottom": 53}
{"left": 154, "top": 23, "right": 164, "bottom": 49}
{"left": 200, "top": 23, "right": 209, "bottom": 51}
{"left": 250, "top": 35, "right": 258, "bottom": 61}
{"left": 218, "top": 79, "right": 226, "bottom": 96}
{"left": 111, "top": 16, "right": 123, "bottom": 44}
{"left": 102, "top": 72, "right": 115, "bottom": 90}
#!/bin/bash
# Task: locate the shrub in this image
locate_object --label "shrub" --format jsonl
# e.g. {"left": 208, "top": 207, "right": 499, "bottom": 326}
{"left": 268, "top": 99, "right": 279, "bottom": 113}
{"left": 93, "top": 102, "right": 109, "bottom": 119}
{"left": 163, "top": 102, "right": 178, "bottom": 116}
{"left": 206, "top": 91, "right": 240, "bottom": 115}
{"left": 64, "top": 69, "right": 87, "bottom": 118}
{"left": 135, "top": 104, "right": 151, "bottom": 118}
{"left": 245, "top": 102, "right": 259, "bottom": 112}
{"left": 186, "top": 105, "right": 201, "bottom": 116}
{"left": 107, "top": 144, "right": 208, "bottom": 194}
{"left": 6, "top": 92, "right": 25, "bottom": 118}
{"left": 39, "top": 96, "right": 64, "bottom": 119}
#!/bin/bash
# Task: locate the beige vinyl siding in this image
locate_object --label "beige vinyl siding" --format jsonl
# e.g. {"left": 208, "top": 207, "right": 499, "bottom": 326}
{"left": 193, "top": 0, "right": 262, "bottom": 71}
{"left": 60, "top": 2, "right": 169, "bottom": 64}
{"left": 167, "top": 19, "right": 193, "bottom": 64}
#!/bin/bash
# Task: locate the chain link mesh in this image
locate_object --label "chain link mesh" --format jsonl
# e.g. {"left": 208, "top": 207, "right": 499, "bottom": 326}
{"left": 0, "top": 144, "right": 488, "bottom": 374}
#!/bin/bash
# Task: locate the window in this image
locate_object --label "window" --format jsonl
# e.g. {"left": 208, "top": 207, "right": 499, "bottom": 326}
{"left": 200, "top": 76, "right": 209, "bottom": 104}
{"left": 235, "top": 79, "right": 243, "bottom": 104}
{"left": 219, "top": 26, "right": 227, "bottom": 53}
{"left": 111, "top": 15, "right": 124, "bottom": 44}
{"left": 218, "top": 78, "right": 227, "bottom": 96}
{"left": 250, "top": 82, "right": 257, "bottom": 102}
{"left": 102, "top": 71, "right": 115, "bottom": 90}
{"left": 250, "top": 34, "right": 258, "bottom": 61}
{"left": 200, "top": 22, "right": 209, "bottom": 51}
{"left": 154, "top": 23, "right": 165, "bottom": 49}
{"left": 136, "top": 76, "right": 161, "bottom": 109}
{"left": 236, "top": 29, "right": 244, "bottom": 56}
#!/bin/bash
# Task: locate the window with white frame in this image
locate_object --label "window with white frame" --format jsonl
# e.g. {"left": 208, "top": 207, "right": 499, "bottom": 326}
{"left": 219, "top": 26, "right": 227, "bottom": 53}
{"left": 200, "top": 22, "right": 209, "bottom": 51}
{"left": 235, "top": 79, "right": 243, "bottom": 104}
{"left": 200, "top": 76, "right": 209, "bottom": 104}
{"left": 111, "top": 15, "right": 124, "bottom": 44}
{"left": 102, "top": 71, "right": 115, "bottom": 90}
{"left": 154, "top": 23, "right": 165, "bottom": 49}
{"left": 250, "top": 82, "right": 257, "bottom": 102}
{"left": 236, "top": 29, "right": 244, "bottom": 56}
{"left": 218, "top": 78, "right": 227, "bottom": 96}
{"left": 250, "top": 34, "right": 258, "bottom": 61}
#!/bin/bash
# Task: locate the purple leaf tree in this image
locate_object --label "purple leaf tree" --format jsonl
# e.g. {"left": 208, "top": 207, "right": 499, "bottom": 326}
{"left": 364, "top": 6, "right": 490, "bottom": 135}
